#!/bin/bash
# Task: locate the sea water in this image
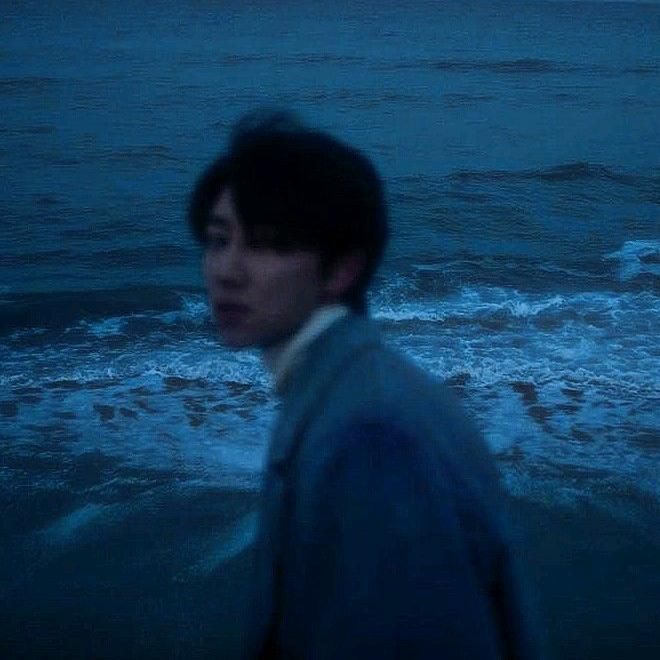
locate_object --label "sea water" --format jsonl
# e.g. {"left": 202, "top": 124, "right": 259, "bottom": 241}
{"left": 1, "top": 0, "right": 658, "bottom": 656}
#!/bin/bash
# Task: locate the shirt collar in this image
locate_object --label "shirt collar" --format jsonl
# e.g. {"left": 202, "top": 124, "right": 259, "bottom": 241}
{"left": 262, "top": 304, "right": 350, "bottom": 393}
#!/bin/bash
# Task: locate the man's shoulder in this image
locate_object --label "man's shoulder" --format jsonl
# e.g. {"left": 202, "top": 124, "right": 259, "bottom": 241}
{"left": 303, "top": 323, "right": 497, "bottom": 482}
{"left": 318, "top": 329, "right": 460, "bottom": 437}
{"left": 317, "top": 313, "right": 435, "bottom": 393}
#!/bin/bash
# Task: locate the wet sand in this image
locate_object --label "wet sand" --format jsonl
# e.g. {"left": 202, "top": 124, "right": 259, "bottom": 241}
{"left": 1, "top": 487, "right": 658, "bottom": 658}
{"left": 505, "top": 495, "right": 660, "bottom": 660}
{"left": 0, "top": 486, "right": 259, "bottom": 659}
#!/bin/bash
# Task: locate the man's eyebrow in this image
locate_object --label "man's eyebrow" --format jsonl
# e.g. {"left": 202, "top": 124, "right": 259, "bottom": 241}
{"left": 206, "top": 217, "right": 230, "bottom": 230}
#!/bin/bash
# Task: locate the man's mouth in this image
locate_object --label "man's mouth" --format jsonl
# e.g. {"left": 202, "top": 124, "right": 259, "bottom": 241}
{"left": 214, "top": 302, "right": 250, "bottom": 324}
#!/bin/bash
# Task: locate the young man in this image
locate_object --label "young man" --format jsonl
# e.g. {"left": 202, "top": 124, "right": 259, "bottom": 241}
{"left": 189, "top": 111, "right": 539, "bottom": 659}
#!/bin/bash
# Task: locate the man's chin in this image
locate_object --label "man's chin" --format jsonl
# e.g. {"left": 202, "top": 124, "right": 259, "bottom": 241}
{"left": 218, "top": 330, "right": 290, "bottom": 352}
{"left": 219, "top": 335, "right": 255, "bottom": 349}
{"left": 215, "top": 328, "right": 256, "bottom": 349}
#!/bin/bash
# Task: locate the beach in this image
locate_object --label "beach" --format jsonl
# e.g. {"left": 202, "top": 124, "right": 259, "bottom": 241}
{"left": 1, "top": 0, "right": 658, "bottom": 656}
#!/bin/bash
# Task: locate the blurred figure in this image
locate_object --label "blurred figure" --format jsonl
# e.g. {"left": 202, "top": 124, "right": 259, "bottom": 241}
{"left": 188, "top": 110, "right": 540, "bottom": 659}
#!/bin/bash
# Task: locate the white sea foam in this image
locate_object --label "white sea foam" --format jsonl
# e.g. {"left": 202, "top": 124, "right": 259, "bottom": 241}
{"left": 158, "top": 292, "right": 209, "bottom": 326}
{"left": 38, "top": 503, "right": 119, "bottom": 546}
{"left": 373, "top": 285, "right": 642, "bottom": 324}
{"left": 79, "top": 316, "right": 128, "bottom": 337}
{"left": 174, "top": 511, "right": 258, "bottom": 581}
{"left": 9, "top": 327, "right": 47, "bottom": 339}
{"left": 3, "top": 281, "right": 657, "bottom": 503}
{"left": 136, "top": 343, "right": 267, "bottom": 386}
{"left": 605, "top": 239, "right": 660, "bottom": 281}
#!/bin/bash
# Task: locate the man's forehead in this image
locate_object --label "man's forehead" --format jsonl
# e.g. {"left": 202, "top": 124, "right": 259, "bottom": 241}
{"left": 211, "top": 188, "right": 233, "bottom": 212}
{"left": 208, "top": 188, "right": 240, "bottom": 229}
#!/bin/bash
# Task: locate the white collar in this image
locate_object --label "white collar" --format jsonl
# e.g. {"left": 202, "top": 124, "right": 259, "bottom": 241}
{"left": 262, "top": 305, "right": 350, "bottom": 393}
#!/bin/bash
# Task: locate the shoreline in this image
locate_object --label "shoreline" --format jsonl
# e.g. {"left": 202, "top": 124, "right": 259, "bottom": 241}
{"left": 1, "top": 484, "right": 658, "bottom": 658}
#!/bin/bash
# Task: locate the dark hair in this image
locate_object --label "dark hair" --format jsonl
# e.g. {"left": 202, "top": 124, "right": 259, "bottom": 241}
{"left": 188, "top": 110, "right": 388, "bottom": 313}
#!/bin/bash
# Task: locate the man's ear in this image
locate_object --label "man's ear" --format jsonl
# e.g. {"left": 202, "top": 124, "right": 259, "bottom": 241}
{"left": 321, "top": 250, "right": 366, "bottom": 303}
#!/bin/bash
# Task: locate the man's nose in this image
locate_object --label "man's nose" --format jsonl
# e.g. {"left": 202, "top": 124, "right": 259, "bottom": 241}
{"left": 206, "top": 245, "right": 248, "bottom": 287}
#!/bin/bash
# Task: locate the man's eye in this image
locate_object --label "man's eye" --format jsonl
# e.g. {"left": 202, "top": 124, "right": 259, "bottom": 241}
{"left": 248, "top": 226, "right": 279, "bottom": 247}
{"left": 208, "top": 235, "right": 229, "bottom": 250}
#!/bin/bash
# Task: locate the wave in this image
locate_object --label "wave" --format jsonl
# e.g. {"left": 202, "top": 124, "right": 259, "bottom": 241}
{"left": 174, "top": 511, "right": 258, "bottom": 581}
{"left": 372, "top": 284, "right": 659, "bottom": 334}
{"left": 389, "top": 163, "right": 660, "bottom": 205}
{"left": 441, "top": 93, "right": 497, "bottom": 108}
{"left": 38, "top": 503, "right": 118, "bottom": 546}
{"left": 370, "top": 57, "right": 658, "bottom": 78}
{"left": 276, "top": 87, "right": 426, "bottom": 108}
{"left": 0, "top": 76, "right": 62, "bottom": 94}
{"left": 0, "top": 327, "right": 266, "bottom": 390}
{"left": 446, "top": 161, "right": 648, "bottom": 185}
{"left": 0, "top": 124, "right": 57, "bottom": 136}
{"left": 1, "top": 243, "right": 193, "bottom": 273}
{"left": 11, "top": 285, "right": 638, "bottom": 383}
{"left": 605, "top": 239, "right": 660, "bottom": 281}
{"left": 79, "top": 317, "right": 129, "bottom": 338}
{"left": 182, "top": 53, "right": 366, "bottom": 67}
{"left": 2, "top": 285, "right": 657, "bottom": 503}
{"left": 94, "top": 144, "right": 184, "bottom": 166}
{"left": 216, "top": 53, "right": 272, "bottom": 64}
{"left": 0, "top": 286, "right": 205, "bottom": 335}
{"left": 4, "top": 266, "right": 658, "bottom": 347}
{"left": 621, "top": 64, "right": 658, "bottom": 76}
{"left": 373, "top": 57, "right": 577, "bottom": 74}
{"left": 285, "top": 53, "right": 366, "bottom": 65}
{"left": 375, "top": 290, "right": 567, "bottom": 323}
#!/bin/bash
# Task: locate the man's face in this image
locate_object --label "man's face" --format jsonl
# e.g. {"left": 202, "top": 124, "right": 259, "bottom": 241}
{"left": 203, "top": 187, "right": 324, "bottom": 349}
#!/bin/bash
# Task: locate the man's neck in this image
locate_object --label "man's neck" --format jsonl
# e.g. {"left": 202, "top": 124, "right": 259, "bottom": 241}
{"left": 262, "top": 305, "right": 350, "bottom": 393}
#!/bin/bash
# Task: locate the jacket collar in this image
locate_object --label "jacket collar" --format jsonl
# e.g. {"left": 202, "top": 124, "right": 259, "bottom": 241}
{"left": 267, "top": 312, "right": 382, "bottom": 471}
{"left": 262, "top": 305, "right": 350, "bottom": 394}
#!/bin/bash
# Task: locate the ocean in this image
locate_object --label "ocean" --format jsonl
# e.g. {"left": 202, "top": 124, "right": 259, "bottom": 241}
{"left": 1, "top": 1, "right": 659, "bottom": 657}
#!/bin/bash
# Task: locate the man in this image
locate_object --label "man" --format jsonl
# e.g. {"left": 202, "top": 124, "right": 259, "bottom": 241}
{"left": 189, "top": 111, "right": 539, "bottom": 658}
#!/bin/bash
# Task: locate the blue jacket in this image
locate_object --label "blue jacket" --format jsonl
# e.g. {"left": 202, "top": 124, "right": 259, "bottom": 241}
{"left": 245, "top": 314, "right": 539, "bottom": 659}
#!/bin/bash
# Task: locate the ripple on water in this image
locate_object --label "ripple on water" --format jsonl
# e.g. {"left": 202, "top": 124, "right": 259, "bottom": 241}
{"left": 0, "top": 401, "right": 19, "bottom": 418}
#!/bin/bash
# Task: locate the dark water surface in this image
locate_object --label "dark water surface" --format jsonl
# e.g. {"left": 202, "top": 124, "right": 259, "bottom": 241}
{"left": 1, "top": 1, "right": 659, "bottom": 657}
